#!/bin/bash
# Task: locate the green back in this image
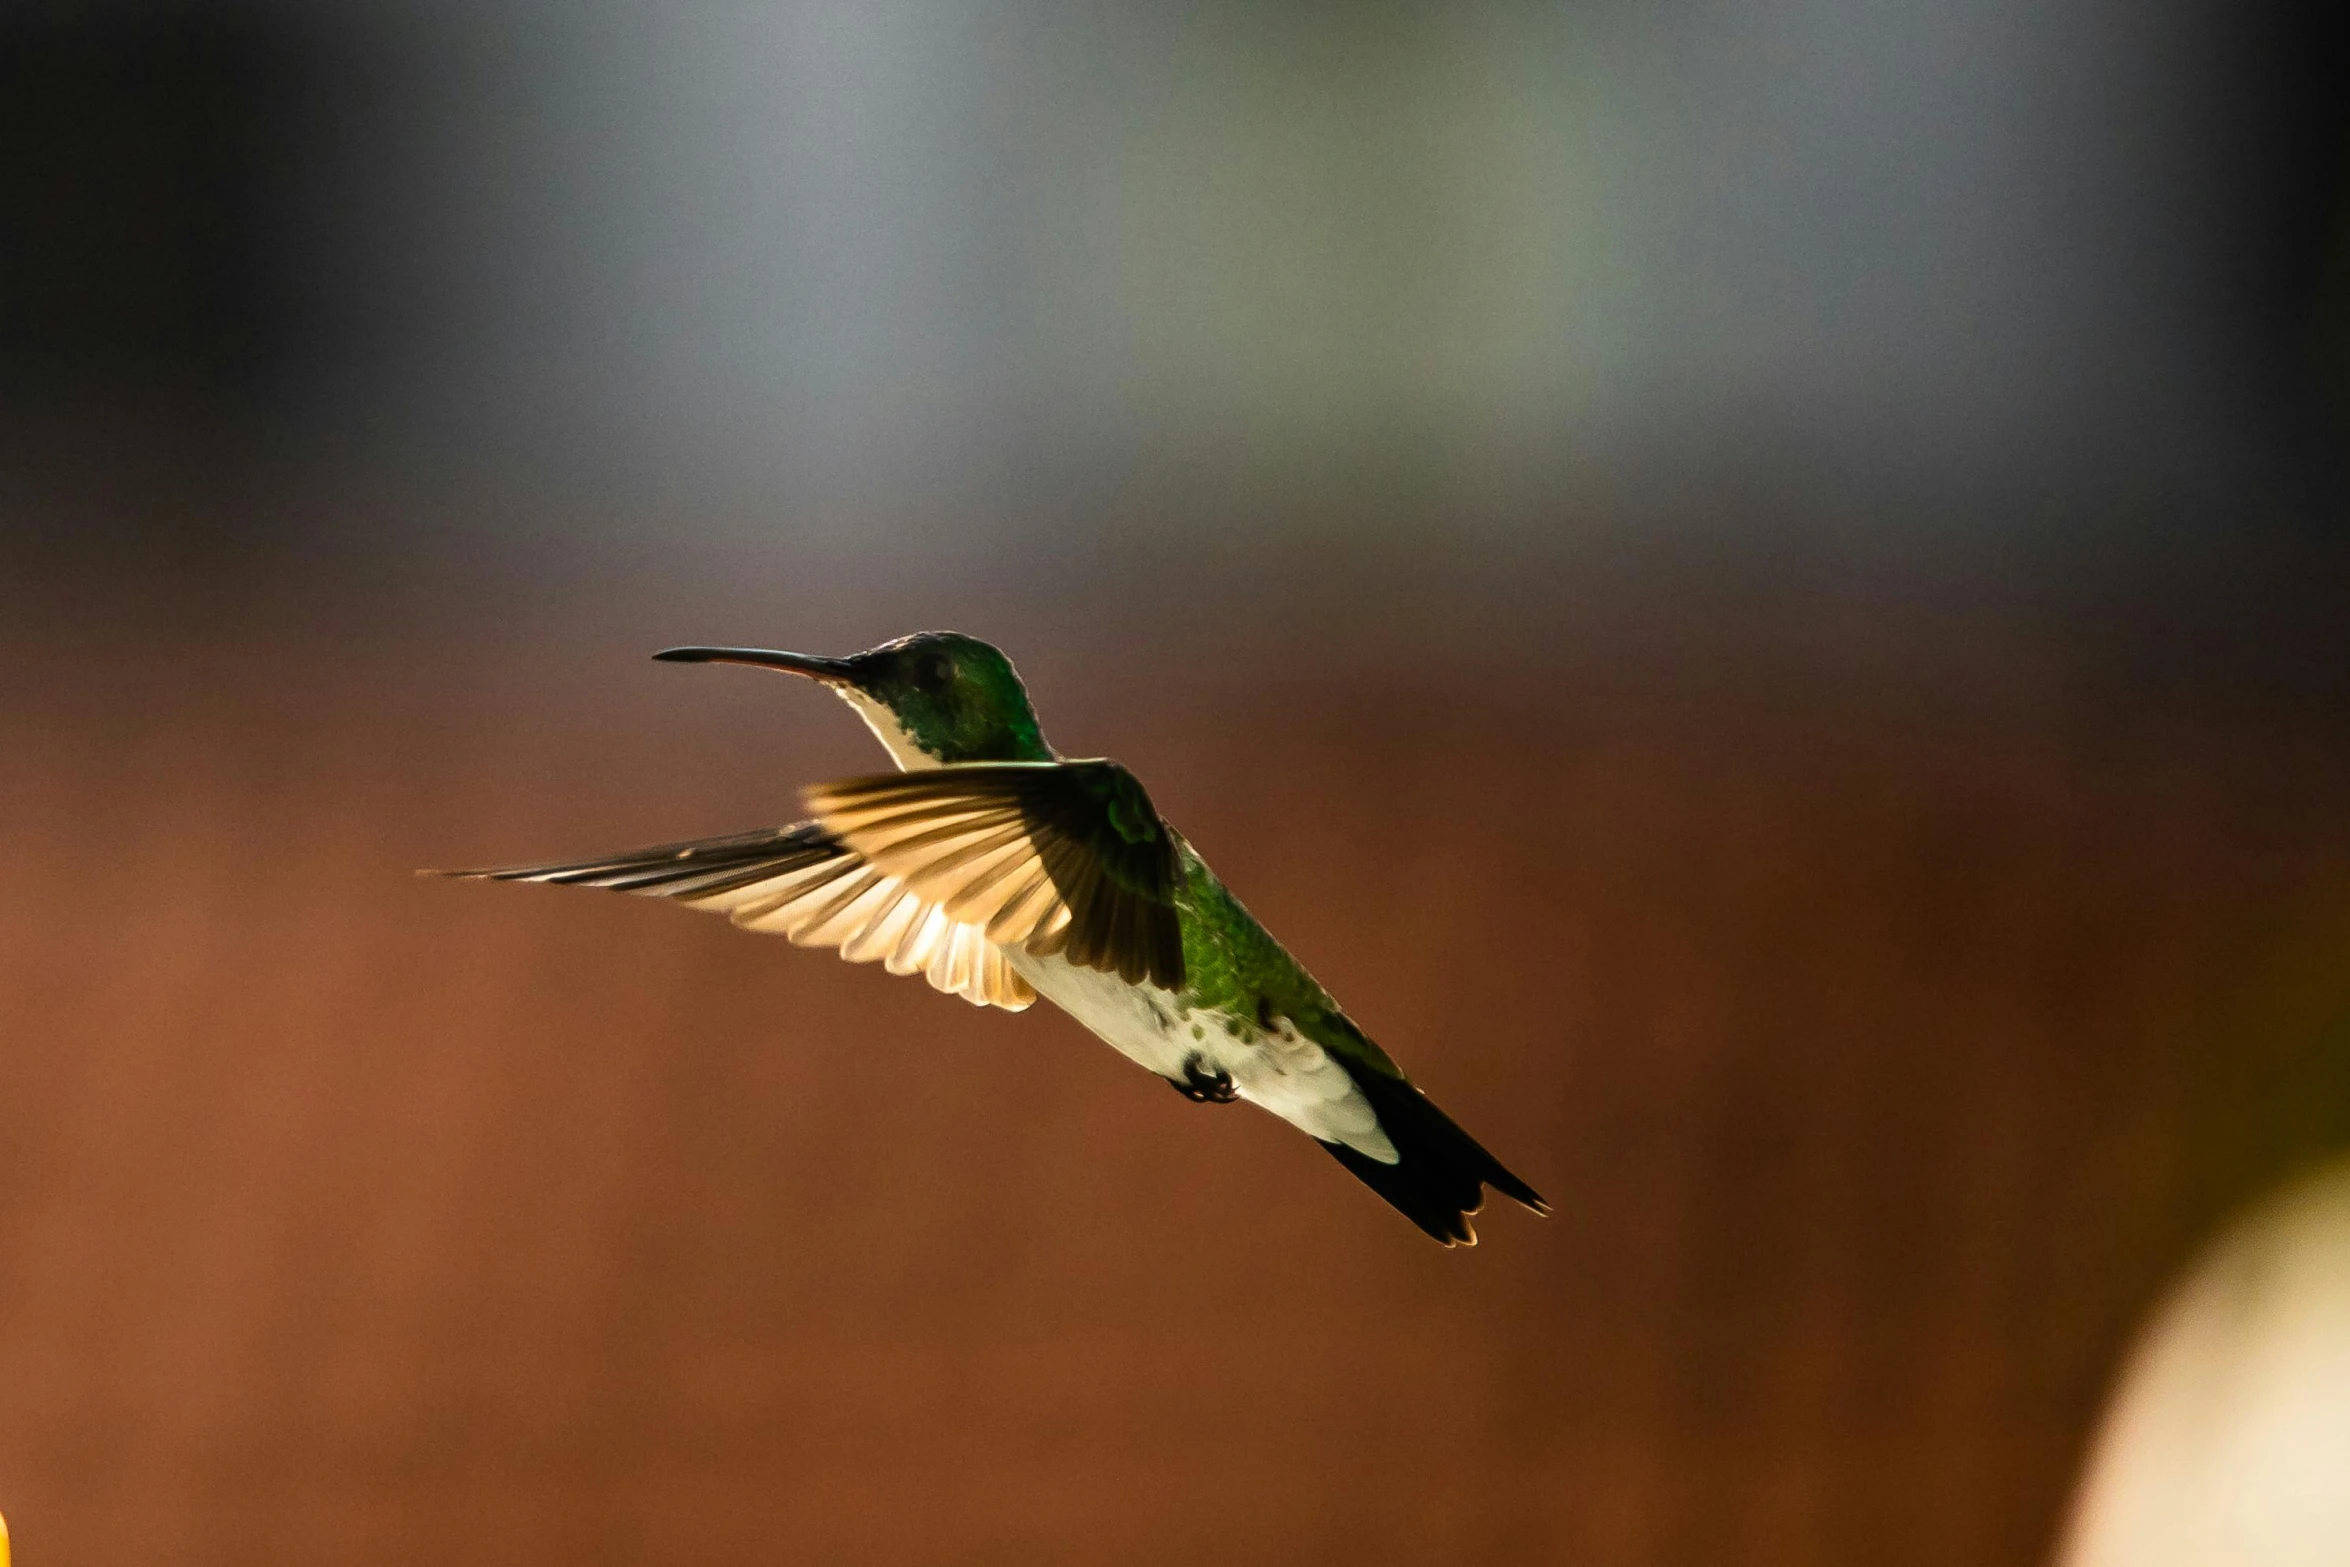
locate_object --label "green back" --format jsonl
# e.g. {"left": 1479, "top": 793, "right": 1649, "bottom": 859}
{"left": 1170, "top": 844, "right": 1404, "bottom": 1080}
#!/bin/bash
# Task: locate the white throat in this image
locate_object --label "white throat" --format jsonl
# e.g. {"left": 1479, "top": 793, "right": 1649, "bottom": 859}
{"left": 834, "top": 688, "right": 944, "bottom": 771}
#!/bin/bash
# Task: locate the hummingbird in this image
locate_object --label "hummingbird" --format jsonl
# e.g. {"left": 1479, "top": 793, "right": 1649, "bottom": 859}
{"left": 435, "top": 632, "right": 1546, "bottom": 1245}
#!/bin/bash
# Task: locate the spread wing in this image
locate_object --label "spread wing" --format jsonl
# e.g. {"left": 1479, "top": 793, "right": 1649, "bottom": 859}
{"left": 804, "top": 760, "right": 1186, "bottom": 990}
{"left": 426, "top": 822, "right": 1035, "bottom": 1009}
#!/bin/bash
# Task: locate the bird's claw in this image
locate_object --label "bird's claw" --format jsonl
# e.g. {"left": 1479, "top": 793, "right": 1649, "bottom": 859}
{"left": 1173, "top": 1057, "right": 1237, "bottom": 1104}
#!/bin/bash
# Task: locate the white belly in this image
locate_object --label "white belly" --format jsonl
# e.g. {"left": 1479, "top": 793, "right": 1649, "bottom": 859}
{"left": 1006, "top": 951, "right": 1398, "bottom": 1162}
{"left": 839, "top": 722, "right": 1399, "bottom": 1163}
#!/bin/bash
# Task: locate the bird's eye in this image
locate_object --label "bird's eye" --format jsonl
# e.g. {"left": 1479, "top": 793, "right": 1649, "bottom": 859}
{"left": 913, "top": 652, "right": 953, "bottom": 692}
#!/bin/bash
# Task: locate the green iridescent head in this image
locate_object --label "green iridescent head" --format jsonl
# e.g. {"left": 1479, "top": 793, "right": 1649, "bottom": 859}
{"left": 653, "top": 631, "right": 1051, "bottom": 766}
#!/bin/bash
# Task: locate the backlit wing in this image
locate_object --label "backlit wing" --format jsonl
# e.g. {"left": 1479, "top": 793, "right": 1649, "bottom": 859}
{"left": 804, "top": 760, "right": 1186, "bottom": 990}
{"left": 427, "top": 822, "right": 1035, "bottom": 1009}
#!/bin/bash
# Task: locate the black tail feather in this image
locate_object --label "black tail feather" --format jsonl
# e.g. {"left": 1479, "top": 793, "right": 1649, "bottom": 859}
{"left": 1322, "top": 1071, "right": 1548, "bottom": 1246}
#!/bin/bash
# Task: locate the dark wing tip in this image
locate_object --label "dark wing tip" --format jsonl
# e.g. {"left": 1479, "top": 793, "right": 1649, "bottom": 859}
{"left": 417, "top": 863, "right": 552, "bottom": 882}
{"left": 417, "top": 823, "right": 838, "bottom": 896}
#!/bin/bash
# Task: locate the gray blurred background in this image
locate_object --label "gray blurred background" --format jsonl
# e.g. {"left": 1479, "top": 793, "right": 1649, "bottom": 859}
{"left": 3, "top": 1, "right": 2349, "bottom": 1563}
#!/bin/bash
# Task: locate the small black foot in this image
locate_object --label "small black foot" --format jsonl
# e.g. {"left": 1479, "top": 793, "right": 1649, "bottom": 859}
{"left": 1172, "top": 1056, "right": 1238, "bottom": 1104}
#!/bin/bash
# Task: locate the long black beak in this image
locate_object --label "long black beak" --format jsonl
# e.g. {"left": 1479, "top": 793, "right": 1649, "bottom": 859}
{"left": 652, "top": 646, "right": 858, "bottom": 683}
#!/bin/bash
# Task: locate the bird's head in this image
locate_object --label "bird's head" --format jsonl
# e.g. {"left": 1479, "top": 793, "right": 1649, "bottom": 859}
{"left": 654, "top": 631, "right": 1051, "bottom": 769}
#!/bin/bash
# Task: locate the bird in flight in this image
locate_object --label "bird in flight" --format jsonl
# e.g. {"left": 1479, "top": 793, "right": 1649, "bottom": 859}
{"left": 433, "top": 632, "right": 1546, "bottom": 1245}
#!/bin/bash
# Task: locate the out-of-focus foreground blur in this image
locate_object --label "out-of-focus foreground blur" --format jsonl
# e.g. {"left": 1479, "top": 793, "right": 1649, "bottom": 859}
{"left": 3, "top": 2, "right": 2349, "bottom": 1564}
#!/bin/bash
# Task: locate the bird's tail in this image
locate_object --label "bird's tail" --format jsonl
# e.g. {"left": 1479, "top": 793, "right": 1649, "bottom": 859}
{"left": 1320, "top": 1071, "right": 1548, "bottom": 1246}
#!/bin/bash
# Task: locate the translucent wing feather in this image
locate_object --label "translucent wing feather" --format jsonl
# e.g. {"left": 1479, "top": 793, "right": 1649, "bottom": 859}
{"left": 804, "top": 760, "right": 1185, "bottom": 990}
{"left": 427, "top": 822, "right": 1034, "bottom": 1009}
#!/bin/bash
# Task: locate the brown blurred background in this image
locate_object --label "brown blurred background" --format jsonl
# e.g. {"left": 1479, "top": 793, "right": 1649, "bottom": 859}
{"left": 4, "top": 2, "right": 2350, "bottom": 1564}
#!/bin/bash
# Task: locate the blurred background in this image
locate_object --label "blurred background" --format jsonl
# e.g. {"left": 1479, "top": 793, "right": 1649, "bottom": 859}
{"left": 4, "top": 0, "right": 2349, "bottom": 1562}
